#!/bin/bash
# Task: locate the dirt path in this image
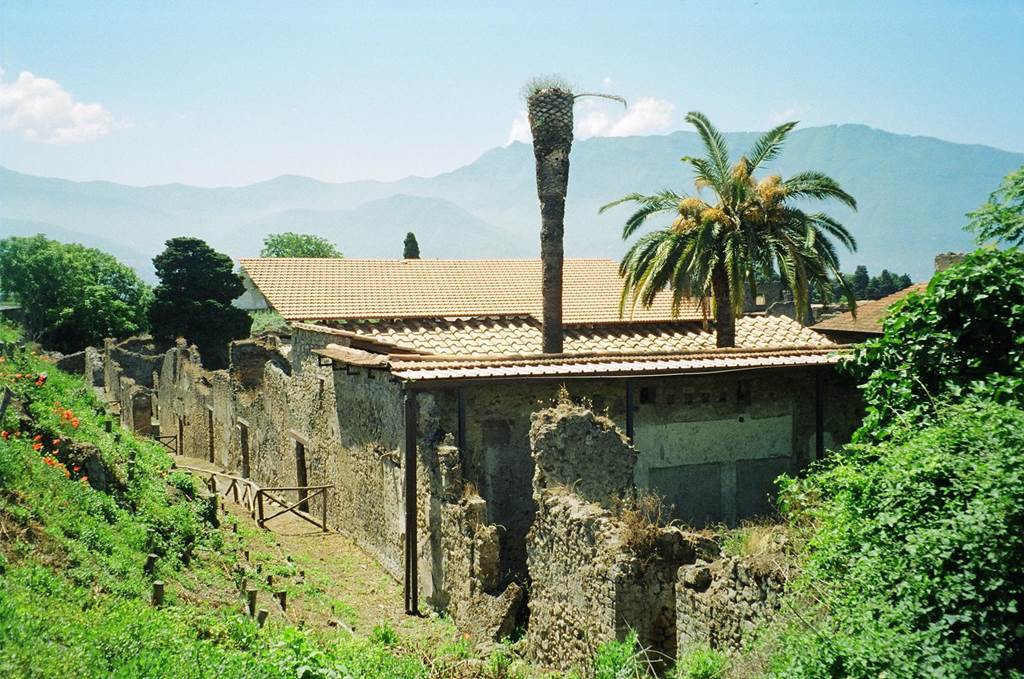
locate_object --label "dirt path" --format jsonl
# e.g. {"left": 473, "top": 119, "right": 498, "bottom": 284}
{"left": 173, "top": 455, "right": 461, "bottom": 653}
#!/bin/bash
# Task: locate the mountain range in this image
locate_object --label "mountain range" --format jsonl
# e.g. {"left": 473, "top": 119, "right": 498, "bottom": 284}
{"left": 2, "top": 124, "right": 1021, "bottom": 282}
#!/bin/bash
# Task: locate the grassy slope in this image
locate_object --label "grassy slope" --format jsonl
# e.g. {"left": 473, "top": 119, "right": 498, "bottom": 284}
{"left": 0, "top": 326, "right": 472, "bottom": 679}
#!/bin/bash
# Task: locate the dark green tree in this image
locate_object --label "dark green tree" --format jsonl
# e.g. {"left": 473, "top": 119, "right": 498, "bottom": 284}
{"left": 402, "top": 232, "right": 420, "bottom": 259}
{"left": 149, "top": 237, "right": 251, "bottom": 368}
{"left": 260, "top": 232, "right": 342, "bottom": 258}
{"left": 0, "top": 235, "right": 151, "bottom": 352}
{"left": 850, "top": 265, "right": 870, "bottom": 298}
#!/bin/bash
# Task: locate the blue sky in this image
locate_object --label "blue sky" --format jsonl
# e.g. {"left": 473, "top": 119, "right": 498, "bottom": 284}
{"left": 1, "top": 1, "right": 1022, "bottom": 186}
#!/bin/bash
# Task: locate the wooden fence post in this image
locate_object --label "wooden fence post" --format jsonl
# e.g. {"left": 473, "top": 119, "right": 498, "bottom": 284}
{"left": 246, "top": 588, "right": 257, "bottom": 616}
{"left": 0, "top": 388, "right": 13, "bottom": 421}
{"left": 256, "top": 609, "right": 269, "bottom": 627}
{"left": 144, "top": 553, "right": 158, "bottom": 575}
{"left": 151, "top": 581, "right": 164, "bottom": 606}
{"left": 276, "top": 590, "right": 287, "bottom": 611}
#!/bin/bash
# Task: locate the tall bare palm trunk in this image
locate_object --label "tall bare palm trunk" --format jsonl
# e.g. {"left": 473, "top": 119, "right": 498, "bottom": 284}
{"left": 528, "top": 88, "right": 574, "bottom": 354}
{"left": 712, "top": 264, "right": 736, "bottom": 348}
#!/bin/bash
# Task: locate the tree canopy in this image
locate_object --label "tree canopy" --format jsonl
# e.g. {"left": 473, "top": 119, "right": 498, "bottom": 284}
{"left": 0, "top": 235, "right": 151, "bottom": 353}
{"left": 403, "top": 232, "right": 420, "bottom": 259}
{"left": 831, "top": 265, "right": 913, "bottom": 301}
{"left": 603, "top": 112, "right": 857, "bottom": 346}
{"left": 260, "top": 232, "right": 343, "bottom": 258}
{"left": 148, "top": 237, "right": 251, "bottom": 368}
{"left": 967, "top": 164, "right": 1024, "bottom": 246}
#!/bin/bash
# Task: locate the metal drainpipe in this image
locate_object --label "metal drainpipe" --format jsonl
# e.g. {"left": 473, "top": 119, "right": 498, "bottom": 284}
{"left": 814, "top": 371, "right": 824, "bottom": 460}
{"left": 625, "top": 380, "right": 635, "bottom": 444}
{"left": 403, "top": 387, "right": 419, "bottom": 615}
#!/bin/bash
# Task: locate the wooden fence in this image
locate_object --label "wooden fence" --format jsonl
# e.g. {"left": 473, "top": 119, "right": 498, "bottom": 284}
{"left": 173, "top": 463, "right": 331, "bottom": 532}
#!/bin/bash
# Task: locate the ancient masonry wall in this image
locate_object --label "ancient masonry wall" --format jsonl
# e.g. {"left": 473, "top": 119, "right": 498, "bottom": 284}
{"left": 148, "top": 330, "right": 514, "bottom": 637}
{"left": 676, "top": 554, "right": 789, "bottom": 656}
{"left": 525, "top": 401, "right": 713, "bottom": 671}
{"left": 88, "top": 331, "right": 847, "bottom": 667}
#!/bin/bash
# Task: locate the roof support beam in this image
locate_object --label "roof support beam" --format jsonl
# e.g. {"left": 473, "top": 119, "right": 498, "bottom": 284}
{"left": 403, "top": 388, "right": 419, "bottom": 615}
{"left": 814, "top": 371, "right": 825, "bottom": 460}
{"left": 625, "top": 379, "right": 635, "bottom": 444}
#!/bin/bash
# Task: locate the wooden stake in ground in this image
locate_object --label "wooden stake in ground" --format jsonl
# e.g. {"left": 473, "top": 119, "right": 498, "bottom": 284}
{"left": 151, "top": 581, "right": 164, "bottom": 607}
{"left": 256, "top": 609, "right": 269, "bottom": 627}
{"left": 275, "top": 590, "right": 287, "bottom": 611}
{"left": 246, "top": 588, "right": 257, "bottom": 616}
{"left": 144, "top": 553, "right": 158, "bottom": 575}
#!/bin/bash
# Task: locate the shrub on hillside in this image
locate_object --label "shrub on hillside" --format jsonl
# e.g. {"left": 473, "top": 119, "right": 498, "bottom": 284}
{"left": 770, "top": 399, "right": 1024, "bottom": 677}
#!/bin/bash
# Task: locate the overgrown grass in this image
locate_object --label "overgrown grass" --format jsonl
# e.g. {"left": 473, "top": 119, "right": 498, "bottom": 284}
{"left": 0, "top": 331, "right": 428, "bottom": 678}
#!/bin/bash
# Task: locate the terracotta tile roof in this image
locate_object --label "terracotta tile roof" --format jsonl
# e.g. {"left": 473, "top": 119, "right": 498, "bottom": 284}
{"left": 812, "top": 283, "right": 928, "bottom": 335}
{"left": 383, "top": 348, "right": 843, "bottom": 382}
{"left": 316, "top": 314, "right": 833, "bottom": 356}
{"left": 239, "top": 258, "right": 706, "bottom": 324}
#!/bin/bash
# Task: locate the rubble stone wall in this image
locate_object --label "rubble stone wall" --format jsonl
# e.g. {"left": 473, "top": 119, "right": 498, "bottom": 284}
{"left": 676, "top": 555, "right": 789, "bottom": 655}
{"left": 525, "top": 401, "right": 709, "bottom": 671}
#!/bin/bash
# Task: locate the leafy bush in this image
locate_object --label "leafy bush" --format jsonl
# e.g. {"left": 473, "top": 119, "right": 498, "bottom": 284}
{"left": 771, "top": 399, "right": 1024, "bottom": 677}
{"left": 845, "top": 247, "right": 1024, "bottom": 439}
{"left": 967, "top": 164, "right": 1024, "bottom": 246}
{"left": 673, "top": 646, "right": 728, "bottom": 678}
{"left": 593, "top": 631, "right": 646, "bottom": 679}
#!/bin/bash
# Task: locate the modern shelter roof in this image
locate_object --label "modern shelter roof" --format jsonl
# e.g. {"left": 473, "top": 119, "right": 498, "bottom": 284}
{"left": 239, "top": 258, "right": 706, "bottom": 324}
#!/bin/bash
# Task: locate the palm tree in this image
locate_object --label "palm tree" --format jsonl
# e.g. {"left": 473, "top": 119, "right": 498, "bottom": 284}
{"left": 526, "top": 76, "right": 624, "bottom": 353}
{"left": 601, "top": 112, "right": 858, "bottom": 347}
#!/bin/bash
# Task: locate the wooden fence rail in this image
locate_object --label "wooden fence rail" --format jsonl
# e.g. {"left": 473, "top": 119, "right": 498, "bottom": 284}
{"left": 172, "top": 462, "right": 331, "bottom": 533}
{"left": 257, "top": 485, "right": 331, "bottom": 532}
{"left": 155, "top": 434, "right": 178, "bottom": 454}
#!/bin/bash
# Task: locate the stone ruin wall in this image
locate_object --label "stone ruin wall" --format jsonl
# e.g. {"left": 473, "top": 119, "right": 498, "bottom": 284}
{"left": 87, "top": 332, "right": 802, "bottom": 668}
{"left": 148, "top": 330, "right": 514, "bottom": 636}
{"left": 524, "top": 400, "right": 790, "bottom": 671}
{"left": 676, "top": 554, "right": 789, "bottom": 656}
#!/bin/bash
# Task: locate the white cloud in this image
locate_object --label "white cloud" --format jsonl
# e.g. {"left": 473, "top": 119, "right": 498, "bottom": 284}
{"left": 504, "top": 96, "right": 676, "bottom": 146}
{"left": 577, "top": 96, "right": 675, "bottom": 138}
{"left": 0, "top": 68, "right": 114, "bottom": 144}
{"left": 506, "top": 109, "right": 531, "bottom": 145}
{"left": 770, "top": 107, "right": 799, "bottom": 124}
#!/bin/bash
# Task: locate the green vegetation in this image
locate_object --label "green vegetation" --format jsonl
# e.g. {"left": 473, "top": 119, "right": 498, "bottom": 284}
{"left": 403, "top": 232, "right": 420, "bottom": 259}
{"left": 845, "top": 247, "right": 1024, "bottom": 439}
{"left": 248, "top": 309, "right": 289, "bottom": 335}
{"left": 0, "top": 235, "right": 151, "bottom": 353}
{"left": 260, "top": 232, "right": 343, "bottom": 258}
{"left": 0, "top": 328, "right": 427, "bottom": 677}
{"left": 754, "top": 244, "right": 1024, "bottom": 677}
{"left": 604, "top": 112, "right": 857, "bottom": 347}
{"left": 770, "top": 400, "right": 1024, "bottom": 677}
{"left": 674, "top": 647, "right": 729, "bottom": 679}
{"left": 967, "top": 164, "right": 1024, "bottom": 246}
{"left": 149, "top": 237, "right": 252, "bottom": 369}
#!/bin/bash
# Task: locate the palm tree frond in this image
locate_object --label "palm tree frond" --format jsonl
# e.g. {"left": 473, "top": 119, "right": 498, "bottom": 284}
{"left": 748, "top": 121, "right": 798, "bottom": 170}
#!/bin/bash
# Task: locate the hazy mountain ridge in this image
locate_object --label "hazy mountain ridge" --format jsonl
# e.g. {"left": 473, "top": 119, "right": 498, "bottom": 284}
{"left": 1, "top": 124, "right": 1020, "bottom": 281}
